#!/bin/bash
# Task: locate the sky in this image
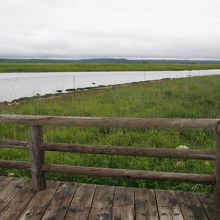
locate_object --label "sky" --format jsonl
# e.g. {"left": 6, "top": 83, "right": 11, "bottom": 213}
{"left": 0, "top": 0, "right": 220, "bottom": 59}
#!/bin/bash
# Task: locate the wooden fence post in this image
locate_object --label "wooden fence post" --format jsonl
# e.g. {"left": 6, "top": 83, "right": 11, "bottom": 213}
{"left": 214, "top": 124, "right": 220, "bottom": 209}
{"left": 29, "top": 125, "right": 46, "bottom": 191}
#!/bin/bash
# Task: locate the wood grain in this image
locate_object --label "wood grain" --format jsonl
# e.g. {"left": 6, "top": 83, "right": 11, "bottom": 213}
{"left": 65, "top": 183, "right": 96, "bottom": 220}
{"left": 0, "top": 178, "right": 27, "bottom": 212}
{"left": 41, "top": 182, "right": 77, "bottom": 220}
{"left": 155, "top": 190, "right": 184, "bottom": 220}
{"left": 214, "top": 124, "right": 220, "bottom": 209}
{"left": 42, "top": 164, "right": 215, "bottom": 184}
{"left": 135, "top": 188, "right": 159, "bottom": 220}
{"left": 197, "top": 192, "right": 220, "bottom": 220}
{"left": 43, "top": 142, "right": 216, "bottom": 160}
{"left": 0, "top": 180, "right": 35, "bottom": 219}
{"left": 0, "top": 177, "right": 14, "bottom": 192}
{"left": 0, "top": 160, "right": 31, "bottom": 170}
{"left": 0, "top": 177, "right": 217, "bottom": 220}
{"left": 112, "top": 186, "right": 135, "bottom": 220}
{"left": 176, "top": 191, "right": 208, "bottom": 220}
{"left": 29, "top": 125, "right": 46, "bottom": 191}
{"left": 0, "top": 114, "right": 219, "bottom": 129}
{"left": 88, "top": 185, "right": 115, "bottom": 220}
{"left": 0, "top": 140, "right": 216, "bottom": 160}
{"left": 19, "top": 181, "right": 60, "bottom": 220}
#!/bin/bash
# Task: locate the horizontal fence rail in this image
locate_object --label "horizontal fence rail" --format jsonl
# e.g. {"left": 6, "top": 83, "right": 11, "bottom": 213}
{"left": 0, "top": 115, "right": 220, "bottom": 208}
{"left": 0, "top": 160, "right": 215, "bottom": 185}
{"left": 0, "top": 140, "right": 216, "bottom": 160}
{"left": 0, "top": 114, "right": 219, "bottom": 129}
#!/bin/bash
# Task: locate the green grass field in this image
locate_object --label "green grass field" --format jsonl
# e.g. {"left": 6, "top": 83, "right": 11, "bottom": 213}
{"left": 1, "top": 62, "right": 220, "bottom": 72}
{"left": 0, "top": 75, "right": 220, "bottom": 192}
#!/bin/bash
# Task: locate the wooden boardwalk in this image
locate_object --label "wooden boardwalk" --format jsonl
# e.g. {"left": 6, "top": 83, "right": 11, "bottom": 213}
{"left": 0, "top": 176, "right": 218, "bottom": 220}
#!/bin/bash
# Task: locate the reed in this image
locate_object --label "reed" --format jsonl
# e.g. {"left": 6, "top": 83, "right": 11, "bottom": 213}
{"left": 0, "top": 75, "right": 219, "bottom": 191}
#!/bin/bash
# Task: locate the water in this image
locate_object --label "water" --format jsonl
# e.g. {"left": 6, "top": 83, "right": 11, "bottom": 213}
{"left": 0, "top": 70, "right": 219, "bottom": 102}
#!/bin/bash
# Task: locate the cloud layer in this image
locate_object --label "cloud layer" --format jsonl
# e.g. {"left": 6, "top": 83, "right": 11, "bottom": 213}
{"left": 0, "top": 0, "right": 220, "bottom": 59}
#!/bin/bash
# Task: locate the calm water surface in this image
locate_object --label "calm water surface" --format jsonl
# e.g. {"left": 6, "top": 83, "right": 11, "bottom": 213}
{"left": 0, "top": 70, "right": 219, "bottom": 102}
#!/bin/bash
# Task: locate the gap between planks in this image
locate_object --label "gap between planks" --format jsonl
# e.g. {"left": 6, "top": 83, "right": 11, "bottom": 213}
{"left": 0, "top": 177, "right": 218, "bottom": 220}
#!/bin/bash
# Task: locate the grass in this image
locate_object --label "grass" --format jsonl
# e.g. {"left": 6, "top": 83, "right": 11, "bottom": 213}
{"left": 1, "top": 63, "right": 220, "bottom": 72}
{"left": 0, "top": 75, "right": 220, "bottom": 192}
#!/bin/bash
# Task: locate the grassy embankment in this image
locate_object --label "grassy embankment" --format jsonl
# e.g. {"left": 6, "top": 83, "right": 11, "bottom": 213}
{"left": 1, "top": 62, "right": 220, "bottom": 72}
{"left": 0, "top": 75, "right": 220, "bottom": 192}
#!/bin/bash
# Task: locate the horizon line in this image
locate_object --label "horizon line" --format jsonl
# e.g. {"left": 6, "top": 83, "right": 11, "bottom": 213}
{"left": 1, "top": 57, "right": 220, "bottom": 61}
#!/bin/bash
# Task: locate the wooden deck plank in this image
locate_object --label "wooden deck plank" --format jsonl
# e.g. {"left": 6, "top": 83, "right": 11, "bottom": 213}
{"left": 0, "top": 177, "right": 14, "bottom": 191}
{"left": 64, "top": 183, "right": 96, "bottom": 220}
{"left": 197, "top": 193, "right": 220, "bottom": 220}
{"left": 19, "top": 181, "right": 60, "bottom": 220}
{"left": 0, "top": 178, "right": 27, "bottom": 213}
{"left": 135, "top": 188, "right": 159, "bottom": 220}
{"left": 112, "top": 186, "right": 135, "bottom": 220}
{"left": 88, "top": 185, "right": 115, "bottom": 220}
{"left": 176, "top": 191, "right": 208, "bottom": 220}
{"left": 41, "top": 182, "right": 77, "bottom": 220}
{"left": 0, "top": 180, "right": 36, "bottom": 219}
{"left": 0, "top": 176, "right": 218, "bottom": 220}
{"left": 155, "top": 190, "right": 184, "bottom": 220}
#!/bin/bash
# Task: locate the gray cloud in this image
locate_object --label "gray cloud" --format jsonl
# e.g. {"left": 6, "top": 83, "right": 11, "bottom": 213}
{"left": 0, "top": 0, "right": 220, "bottom": 59}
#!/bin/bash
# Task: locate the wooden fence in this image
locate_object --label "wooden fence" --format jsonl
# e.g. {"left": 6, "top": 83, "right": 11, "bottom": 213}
{"left": 0, "top": 115, "right": 220, "bottom": 208}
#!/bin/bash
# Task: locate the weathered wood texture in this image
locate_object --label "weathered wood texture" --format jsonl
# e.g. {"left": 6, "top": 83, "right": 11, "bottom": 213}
{"left": 0, "top": 177, "right": 14, "bottom": 191}
{"left": 0, "top": 115, "right": 220, "bottom": 207}
{"left": 43, "top": 143, "right": 216, "bottom": 160}
{"left": 176, "top": 191, "right": 208, "bottom": 220}
{"left": 19, "top": 181, "right": 60, "bottom": 220}
{"left": 0, "top": 178, "right": 27, "bottom": 213}
{"left": 0, "top": 160, "right": 31, "bottom": 169}
{"left": 0, "top": 140, "right": 28, "bottom": 150}
{"left": 65, "top": 183, "right": 96, "bottom": 220}
{"left": 155, "top": 190, "right": 184, "bottom": 220}
{"left": 0, "top": 180, "right": 35, "bottom": 219}
{"left": 41, "top": 182, "right": 77, "bottom": 220}
{"left": 214, "top": 124, "right": 220, "bottom": 209}
{"left": 112, "top": 186, "right": 135, "bottom": 220}
{"left": 42, "top": 164, "right": 215, "bottom": 184}
{"left": 0, "top": 140, "right": 216, "bottom": 160}
{"left": 135, "top": 188, "right": 159, "bottom": 220}
{"left": 0, "top": 114, "right": 219, "bottom": 129}
{"left": 29, "top": 125, "right": 46, "bottom": 191}
{"left": 197, "top": 193, "right": 220, "bottom": 220}
{"left": 0, "top": 160, "right": 214, "bottom": 184}
{"left": 0, "top": 177, "right": 217, "bottom": 220}
{"left": 88, "top": 185, "right": 115, "bottom": 220}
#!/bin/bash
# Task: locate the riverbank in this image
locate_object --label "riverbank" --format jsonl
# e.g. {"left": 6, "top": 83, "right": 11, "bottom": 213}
{"left": 1, "top": 62, "right": 220, "bottom": 72}
{"left": 0, "top": 79, "right": 163, "bottom": 105}
{"left": 0, "top": 75, "right": 219, "bottom": 192}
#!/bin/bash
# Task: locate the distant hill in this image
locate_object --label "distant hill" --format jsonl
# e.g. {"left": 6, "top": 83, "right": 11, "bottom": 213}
{"left": 0, "top": 58, "right": 220, "bottom": 64}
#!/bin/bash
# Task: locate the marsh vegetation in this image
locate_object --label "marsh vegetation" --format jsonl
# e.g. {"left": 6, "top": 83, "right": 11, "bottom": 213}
{"left": 0, "top": 75, "right": 220, "bottom": 192}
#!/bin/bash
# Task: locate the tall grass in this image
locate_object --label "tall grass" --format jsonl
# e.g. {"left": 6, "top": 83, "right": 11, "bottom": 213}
{"left": 1, "top": 63, "right": 220, "bottom": 72}
{"left": 0, "top": 75, "right": 220, "bottom": 191}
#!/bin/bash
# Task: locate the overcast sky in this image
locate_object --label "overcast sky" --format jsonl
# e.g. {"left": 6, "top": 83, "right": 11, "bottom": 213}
{"left": 0, "top": 0, "right": 220, "bottom": 59}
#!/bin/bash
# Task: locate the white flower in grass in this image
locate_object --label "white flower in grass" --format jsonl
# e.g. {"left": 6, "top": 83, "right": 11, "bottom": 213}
{"left": 176, "top": 145, "right": 189, "bottom": 150}
{"left": 175, "top": 161, "right": 185, "bottom": 168}
{"left": 8, "top": 172, "right": 15, "bottom": 177}
{"left": 204, "top": 161, "right": 210, "bottom": 167}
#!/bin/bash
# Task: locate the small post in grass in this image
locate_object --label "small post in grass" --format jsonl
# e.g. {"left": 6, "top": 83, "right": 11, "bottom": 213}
{"left": 214, "top": 123, "right": 220, "bottom": 209}
{"left": 29, "top": 125, "right": 46, "bottom": 191}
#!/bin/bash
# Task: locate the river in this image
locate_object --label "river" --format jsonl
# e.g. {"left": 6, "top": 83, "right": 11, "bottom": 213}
{"left": 0, "top": 69, "right": 219, "bottom": 102}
